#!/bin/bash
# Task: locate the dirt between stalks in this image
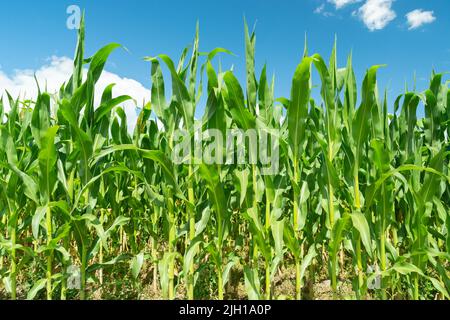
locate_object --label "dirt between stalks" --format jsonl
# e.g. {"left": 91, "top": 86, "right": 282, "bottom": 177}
{"left": 79, "top": 261, "right": 356, "bottom": 300}
{"left": 0, "top": 242, "right": 367, "bottom": 300}
{"left": 0, "top": 263, "right": 355, "bottom": 300}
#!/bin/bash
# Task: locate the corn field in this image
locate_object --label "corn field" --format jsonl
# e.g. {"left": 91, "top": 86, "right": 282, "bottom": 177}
{"left": 0, "top": 17, "right": 449, "bottom": 301}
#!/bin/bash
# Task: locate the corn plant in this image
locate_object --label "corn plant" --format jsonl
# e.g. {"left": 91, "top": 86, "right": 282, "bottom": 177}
{"left": 0, "top": 16, "right": 449, "bottom": 301}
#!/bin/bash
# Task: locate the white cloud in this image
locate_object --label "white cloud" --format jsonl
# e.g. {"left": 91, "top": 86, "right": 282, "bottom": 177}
{"left": 314, "top": 4, "right": 334, "bottom": 17}
{"left": 355, "top": 0, "right": 396, "bottom": 31}
{"left": 406, "top": 9, "right": 436, "bottom": 30}
{"left": 0, "top": 57, "right": 72, "bottom": 99}
{"left": 328, "top": 0, "right": 361, "bottom": 9}
{"left": 0, "top": 56, "right": 150, "bottom": 131}
{"left": 315, "top": 4, "right": 326, "bottom": 14}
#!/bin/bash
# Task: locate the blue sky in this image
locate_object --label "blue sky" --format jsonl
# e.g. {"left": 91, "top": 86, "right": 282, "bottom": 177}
{"left": 1, "top": 0, "right": 449, "bottom": 120}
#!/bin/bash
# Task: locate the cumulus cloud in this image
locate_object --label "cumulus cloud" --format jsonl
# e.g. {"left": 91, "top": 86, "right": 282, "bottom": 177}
{"left": 0, "top": 57, "right": 72, "bottom": 99}
{"left": 406, "top": 9, "right": 436, "bottom": 30}
{"left": 0, "top": 56, "right": 150, "bottom": 131}
{"left": 328, "top": 0, "right": 361, "bottom": 9}
{"left": 355, "top": 0, "right": 396, "bottom": 31}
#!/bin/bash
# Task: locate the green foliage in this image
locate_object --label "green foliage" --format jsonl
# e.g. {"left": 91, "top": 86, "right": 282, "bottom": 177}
{"left": 0, "top": 17, "right": 448, "bottom": 301}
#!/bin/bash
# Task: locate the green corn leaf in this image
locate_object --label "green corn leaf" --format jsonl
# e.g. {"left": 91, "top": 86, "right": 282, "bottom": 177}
{"left": 38, "top": 126, "right": 59, "bottom": 204}
{"left": 288, "top": 56, "right": 313, "bottom": 161}
{"left": 350, "top": 211, "right": 373, "bottom": 259}
{"left": 27, "top": 278, "right": 47, "bottom": 300}
{"left": 130, "top": 252, "right": 145, "bottom": 280}
{"left": 223, "top": 71, "right": 256, "bottom": 130}
{"left": 244, "top": 266, "right": 261, "bottom": 300}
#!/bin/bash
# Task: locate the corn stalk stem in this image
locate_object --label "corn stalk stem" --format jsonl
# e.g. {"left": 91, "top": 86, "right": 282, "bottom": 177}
{"left": 354, "top": 168, "right": 364, "bottom": 297}
{"left": 152, "top": 207, "right": 159, "bottom": 293}
{"left": 265, "top": 195, "right": 272, "bottom": 300}
{"left": 328, "top": 143, "right": 335, "bottom": 228}
{"left": 328, "top": 183, "right": 335, "bottom": 227}
{"left": 380, "top": 195, "right": 387, "bottom": 299}
{"left": 331, "top": 255, "right": 337, "bottom": 293}
{"left": 46, "top": 206, "right": 53, "bottom": 300}
{"left": 80, "top": 244, "right": 87, "bottom": 300}
{"left": 218, "top": 266, "right": 224, "bottom": 300}
{"left": 293, "top": 158, "right": 303, "bottom": 300}
{"left": 187, "top": 163, "right": 195, "bottom": 299}
{"left": 60, "top": 236, "right": 69, "bottom": 300}
{"left": 265, "top": 261, "right": 271, "bottom": 300}
{"left": 295, "top": 259, "right": 301, "bottom": 300}
{"left": 293, "top": 158, "right": 299, "bottom": 230}
{"left": 99, "top": 210, "right": 104, "bottom": 286}
{"left": 414, "top": 275, "right": 419, "bottom": 300}
{"left": 251, "top": 164, "right": 259, "bottom": 265}
{"left": 10, "top": 212, "right": 17, "bottom": 301}
{"left": 168, "top": 195, "right": 175, "bottom": 300}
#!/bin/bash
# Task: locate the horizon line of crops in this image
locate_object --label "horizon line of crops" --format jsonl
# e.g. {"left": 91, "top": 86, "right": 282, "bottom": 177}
{"left": 0, "top": 15, "right": 449, "bottom": 300}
